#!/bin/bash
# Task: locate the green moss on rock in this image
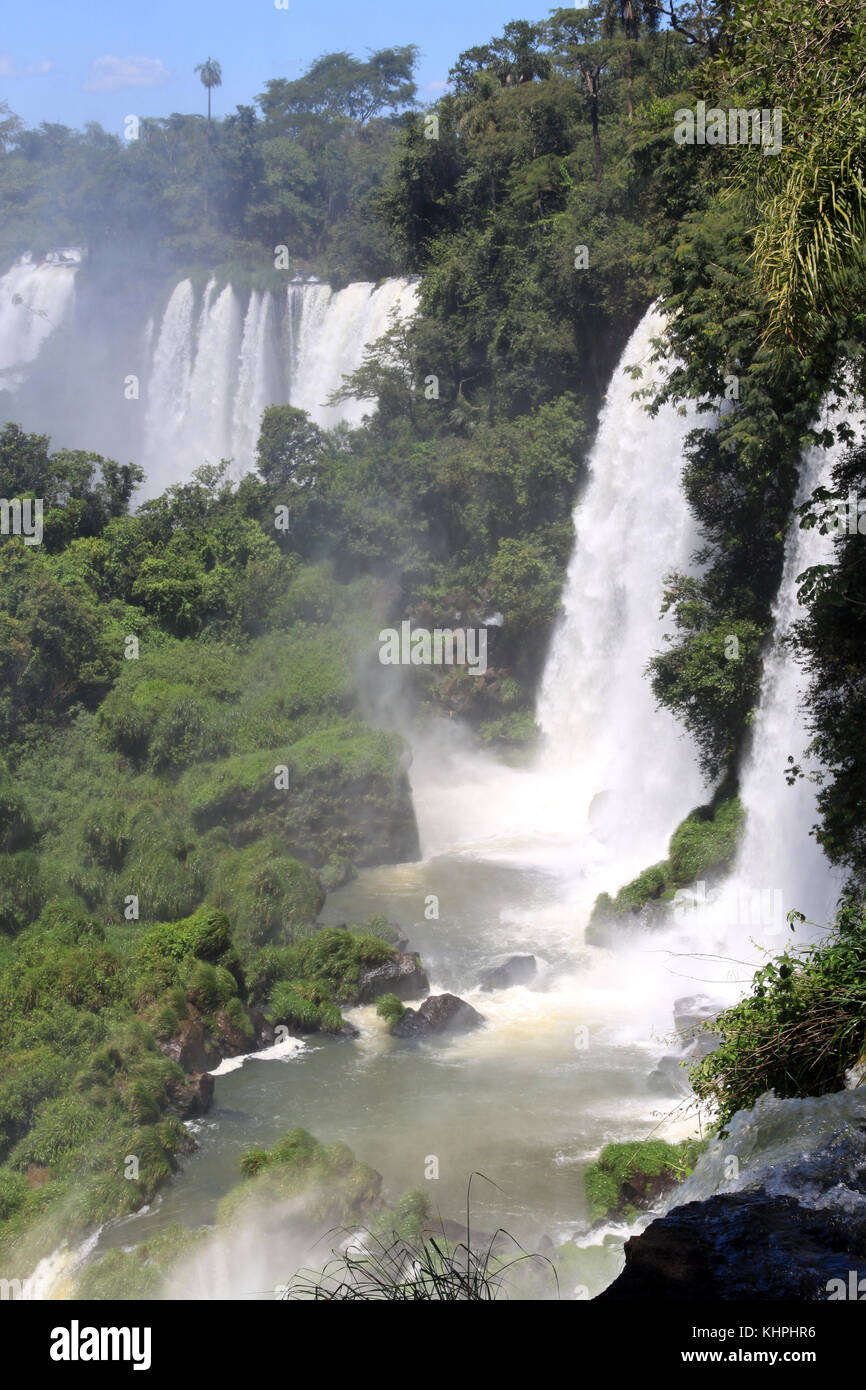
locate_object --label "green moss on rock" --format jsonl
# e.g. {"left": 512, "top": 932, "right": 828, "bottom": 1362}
{"left": 219, "top": 1127, "right": 383, "bottom": 1228}
{"left": 376, "top": 993, "right": 406, "bottom": 1028}
{"left": 588, "top": 798, "right": 744, "bottom": 939}
{"left": 584, "top": 1137, "right": 708, "bottom": 1223}
{"left": 180, "top": 720, "right": 419, "bottom": 866}
{"left": 72, "top": 1222, "right": 209, "bottom": 1300}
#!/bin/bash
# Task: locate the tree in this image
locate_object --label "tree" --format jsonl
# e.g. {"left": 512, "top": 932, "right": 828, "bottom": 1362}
{"left": 449, "top": 21, "right": 551, "bottom": 92}
{"left": 194, "top": 58, "right": 223, "bottom": 122}
{"left": 648, "top": 0, "right": 730, "bottom": 57}
{"left": 257, "top": 48, "right": 418, "bottom": 132}
{"left": 255, "top": 407, "right": 324, "bottom": 489}
{"left": 0, "top": 101, "right": 23, "bottom": 153}
{"left": 194, "top": 57, "right": 222, "bottom": 213}
{"left": 548, "top": 6, "right": 617, "bottom": 183}
{"left": 602, "top": 0, "right": 659, "bottom": 117}
{"left": 713, "top": 0, "right": 866, "bottom": 352}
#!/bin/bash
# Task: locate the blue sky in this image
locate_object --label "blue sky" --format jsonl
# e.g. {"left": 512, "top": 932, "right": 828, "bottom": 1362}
{"left": 1, "top": 0, "right": 556, "bottom": 133}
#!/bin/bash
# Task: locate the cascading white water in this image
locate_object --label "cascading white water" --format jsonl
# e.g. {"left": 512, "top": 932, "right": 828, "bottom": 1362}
{"left": 231, "top": 290, "right": 279, "bottom": 472}
{"left": 733, "top": 394, "right": 863, "bottom": 927}
{"left": 0, "top": 258, "right": 416, "bottom": 496}
{"left": 140, "top": 275, "right": 417, "bottom": 495}
{"left": 535, "top": 306, "right": 705, "bottom": 882}
{"left": 0, "top": 254, "right": 78, "bottom": 393}
{"left": 670, "top": 393, "right": 864, "bottom": 990}
{"left": 286, "top": 277, "right": 414, "bottom": 428}
{"left": 404, "top": 306, "right": 706, "bottom": 896}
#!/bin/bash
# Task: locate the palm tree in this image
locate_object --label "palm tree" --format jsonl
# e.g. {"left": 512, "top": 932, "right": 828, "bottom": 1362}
{"left": 194, "top": 58, "right": 222, "bottom": 212}
{"left": 194, "top": 57, "right": 222, "bottom": 121}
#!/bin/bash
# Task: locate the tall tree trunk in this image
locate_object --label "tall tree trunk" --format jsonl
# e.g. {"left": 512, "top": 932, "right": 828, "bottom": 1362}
{"left": 205, "top": 90, "right": 211, "bottom": 213}
{"left": 586, "top": 72, "right": 602, "bottom": 183}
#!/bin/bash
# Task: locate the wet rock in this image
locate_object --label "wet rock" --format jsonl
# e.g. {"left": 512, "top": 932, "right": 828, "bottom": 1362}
{"left": 596, "top": 1190, "right": 866, "bottom": 1300}
{"left": 357, "top": 951, "right": 429, "bottom": 1003}
{"left": 160, "top": 1018, "right": 222, "bottom": 1073}
{"left": 392, "top": 992, "right": 484, "bottom": 1040}
{"left": 649, "top": 994, "right": 722, "bottom": 1096}
{"left": 249, "top": 1007, "right": 276, "bottom": 1049}
{"left": 420, "top": 1216, "right": 510, "bottom": 1257}
{"left": 169, "top": 1071, "right": 215, "bottom": 1119}
{"left": 649, "top": 1054, "right": 694, "bottom": 1097}
{"left": 674, "top": 994, "right": 720, "bottom": 1036}
{"left": 478, "top": 954, "right": 537, "bottom": 992}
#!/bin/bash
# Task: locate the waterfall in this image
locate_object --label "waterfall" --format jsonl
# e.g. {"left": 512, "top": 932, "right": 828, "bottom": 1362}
{"left": 286, "top": 277, "right": 415, "bottom": 428}
{"left": 139, "top": 276, "right": 417, "bottom": 495}
{"left": 535, "top": 305, "right": 705, "bottom": 881}
{"left": 0, "top": 257, "right": 416, "bottom": 496}
{"left": 732, "top": 393, "right": 863, "bottom": 929}
{"left": 0, "top": 254, "right": 78, "bottom": 393}
{"left": 661, "top": 392, "right": 863, "bottom": 999}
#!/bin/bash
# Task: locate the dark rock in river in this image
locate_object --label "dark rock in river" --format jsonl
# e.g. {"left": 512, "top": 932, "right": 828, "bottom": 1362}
{"left": 161, "top": 1017, "right": 223, "bottom": 1073}
{"left": 169, "top": 1070, "right": 215, "bottom": 1119}
{"left": 392, "top": 992, "right": 485, "bottom": 1040}
{"left": 478, "top": 954, "right": 537, "bottom": 992}
{"left": 596, "top": 1189, "right": 866, "bottom": 1300}
{"left": 249, "top": 1006, "right": 276, "bottom": 1049}
{"left": 673, "top": 993, "right": 720, "bottom": 1036}
{"left": 648, "top": 993, "right": 722, "bottom": 1096}
{"left": 357, "top": 951, "right": 429, "bottom": 1003}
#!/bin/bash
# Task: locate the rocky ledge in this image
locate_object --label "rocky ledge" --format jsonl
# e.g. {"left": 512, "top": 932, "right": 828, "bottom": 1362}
{"left": 597, "top": 1188, "right": 866, "bottom": 1300}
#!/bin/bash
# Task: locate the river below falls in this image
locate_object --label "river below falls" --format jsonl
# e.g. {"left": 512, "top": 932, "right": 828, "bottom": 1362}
{"left": 86, "top": 724, "right": 743, "bottom": 1299}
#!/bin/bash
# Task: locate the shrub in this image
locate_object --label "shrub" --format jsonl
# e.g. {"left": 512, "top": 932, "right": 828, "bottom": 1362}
{"left": 376, "top": 993, "right": 406, "bottom": 1027}
{"left": 79, "top": 803, "right": 130, "bottom": 870}
{"left": 269, "top": 981, "right": 329, "bottom": 1032}
{"left": 136, "top": 906, "right": 235, "bottom": 971}
{"left": 0, "top": 1049, "right": 68, "bottom": 1158}
{"left": 691, "top": 899, "right": 866, "bottom": 1126}
{"left": 182, "top": 959, "right": 237, "bottom": 1011}
{"left": 0, "top": 771, "right": 34, "bottom": 852}
{"left": 583, "top": 1138, "right": 707, "bottom": 1222}
{"left": 152, "top": 1003, "right": 180, "bottom": 1041}
{"left": 208, "top": 842, "right": 324, "bottom": 946}
{"left": 0, "top": 852, "right": 45, "bottom": 935}
{"left": 11, "top": 1094, "right": 102, "bottom": 1168}
{"left": 249, "top": 927, "right": 395, "bottom": 1010}
{"left": 0, "top": 1169, "right": 28, "bottom": 1221}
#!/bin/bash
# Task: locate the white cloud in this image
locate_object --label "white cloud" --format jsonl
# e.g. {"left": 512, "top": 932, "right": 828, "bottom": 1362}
{"left": 0, "top": 55, "right": 53, "bottom": 78}
{"left": 83, "top": 55, "right": 172, "bottom": 93}
{"left": 425, "top": 80, "right": 449, "bottom": 93}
